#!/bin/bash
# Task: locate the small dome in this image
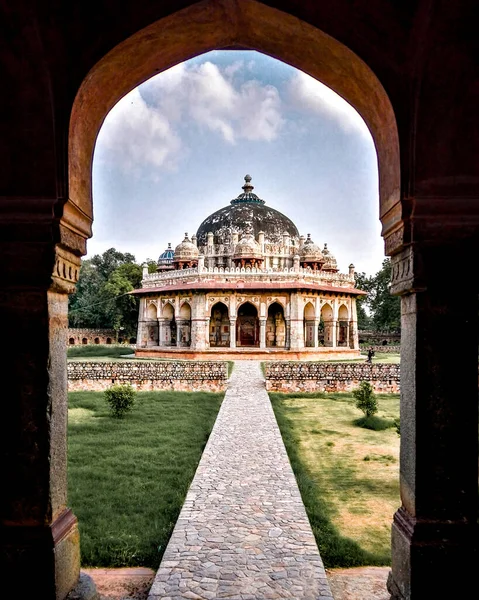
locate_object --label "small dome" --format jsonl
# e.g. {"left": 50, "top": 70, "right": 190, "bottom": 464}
{"left": 234, "top": 231, "right": 262, "bottom": 259}
{"left": 322, "top": 243, "right": 339, "bottom": 272}
{"left": 157, "top": 243, "right": 174, "bottom": 264}
{"left": 174, "top": 233, "right": 199, "bottom": 261}
{"left": 299, "top": 234, "right": 324, "bottom": 263}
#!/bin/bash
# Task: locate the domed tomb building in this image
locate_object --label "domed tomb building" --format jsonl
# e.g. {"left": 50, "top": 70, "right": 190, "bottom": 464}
{"left": 133, "top": 175, "right": 366, "bottom": 359}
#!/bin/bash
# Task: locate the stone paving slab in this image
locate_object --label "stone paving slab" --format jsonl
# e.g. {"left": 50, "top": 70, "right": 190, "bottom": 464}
{"left": 147, "top": 361, "right": 334, "bottom": 600}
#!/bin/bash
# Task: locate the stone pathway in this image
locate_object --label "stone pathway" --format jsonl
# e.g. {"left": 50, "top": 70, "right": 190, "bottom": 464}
{"left": 147, "top": 361, "right": 334, "bottom": 600}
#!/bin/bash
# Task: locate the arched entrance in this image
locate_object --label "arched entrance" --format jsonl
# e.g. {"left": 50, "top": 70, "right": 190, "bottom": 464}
{"left": 236, "top": 302, "right": 259, "bottom": 347}
{"left": 337, "top": 304, "right": 349, "bottom": 347}
{"left": 266, "top": 302, "right": 286, "bottom": 348}
{"left": 209, "top": 302, "right": 230, "bottom": 347}
{"left": 160, "top": 303, "right": 176, "bottom": 347}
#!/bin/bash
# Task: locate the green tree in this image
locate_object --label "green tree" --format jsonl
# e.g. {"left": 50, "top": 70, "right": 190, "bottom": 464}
{"left": 354, "top": 271, "right": 372, "bottom": 330}
{"left": 368, "top": 258, "right": 401, "bottom": 332}
{"left": 353, "top": 381, "right": 377, "bottom": 417}
{"left": 68, "top": 249, "right": 143, "bottom": 337}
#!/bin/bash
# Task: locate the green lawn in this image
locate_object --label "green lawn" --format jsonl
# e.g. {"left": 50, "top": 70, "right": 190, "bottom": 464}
{"left": 67, "top": 345, "right": 135, "bottom": 359}
{"left": 68, "top": 390, "right": 223, "bottom": 569}
{"left": 270, "top": 391, "right": 400, "bottom": 568}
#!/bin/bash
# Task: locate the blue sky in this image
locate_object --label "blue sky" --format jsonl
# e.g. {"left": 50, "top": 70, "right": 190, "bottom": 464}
{"left": 91, "top": 50, "right": 384, "bottom": 276}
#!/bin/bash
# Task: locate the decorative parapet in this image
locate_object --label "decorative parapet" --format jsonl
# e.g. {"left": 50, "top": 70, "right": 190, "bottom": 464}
{"left": 141, "top": 266, "right": 356, "bottom": 289}
{"left": 264, "top": 361, "right": 400, "bottom": 393}
{"left": 67, "top": 360, "right": 228, "bottom": 392}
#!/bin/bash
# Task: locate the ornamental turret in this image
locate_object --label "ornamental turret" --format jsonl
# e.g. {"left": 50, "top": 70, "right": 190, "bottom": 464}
{"left": 173, "top": 233, "right": 199, "bottom": 270}
{"left": 299, "top": 234, "right": 324, "bottom": 270}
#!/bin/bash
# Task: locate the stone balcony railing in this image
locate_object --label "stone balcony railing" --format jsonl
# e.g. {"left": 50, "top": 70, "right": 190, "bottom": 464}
{"left": 141, "top": 266, "right": 355, "bottom": 289}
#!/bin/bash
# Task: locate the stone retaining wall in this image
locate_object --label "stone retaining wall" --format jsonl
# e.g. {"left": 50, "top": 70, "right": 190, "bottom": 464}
{"left": 67, "top": 361, "right": 228, "bottom": 392}
{"left": 265, "top": 362, "right": 400, "bottom": 393}
{"left": 361, "top": 345, "right": 400, "bottom": 353}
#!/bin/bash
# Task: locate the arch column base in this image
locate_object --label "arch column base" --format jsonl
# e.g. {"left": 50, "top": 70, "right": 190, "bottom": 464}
{"left": 1, "top": 509, "right": 92, "bottom": 600}
{"left": 387, "top": 508, "right": 477, "bottom": 599}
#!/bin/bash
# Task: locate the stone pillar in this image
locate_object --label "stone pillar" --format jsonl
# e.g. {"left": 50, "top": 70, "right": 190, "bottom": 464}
{"left": 287, "top": 293, "right": 303, "bottom": 351}
{"left": 285, "top": 318, "right": 291, "bottom": 349}
{"left": 229, "top": 317, "right": 236, "bottom": 347}
{"left": 190, "top": 319, "right": 209, "bottom": 351}
{"left": 331, "top": 305, "right": 338, "bottom": 347}
{"left": 158, "top": 318, "right": 168, "bottom": 346}
{"left": 350, "top": 298, "right": 359, "bottom": 349}
{"left": 259, "top": 319, "right": 266, "bottom": 348}
{"left": 313, "top": 318, "right": 319, "bottom": 347}
{"left": 0, "top": 219, "right": 90, "bottom": 598}
{"left": 387, "top": 243, "right": 478, "bottom": 599}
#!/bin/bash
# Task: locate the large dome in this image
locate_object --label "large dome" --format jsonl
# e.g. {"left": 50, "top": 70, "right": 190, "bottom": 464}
{"left": 196, "top": 175, "right": 299, "bottom": 246}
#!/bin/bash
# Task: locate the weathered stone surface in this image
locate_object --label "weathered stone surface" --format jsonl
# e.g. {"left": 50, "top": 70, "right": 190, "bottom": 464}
{"left": 67, "top": 360, "right": 228, "bottom": 392}
{"left": 265, "top": 362, "right": 400, "bottom": 393}
{"left": 148, "top": 361, "right": 334, "bottom": 599}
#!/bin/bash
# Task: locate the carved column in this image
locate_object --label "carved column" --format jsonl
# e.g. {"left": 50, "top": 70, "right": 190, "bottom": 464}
{"left": 0, "top": 208, "right": 92, "bottom": 599}
{"left": 259, "top": 318, "right": 266, "bottom": 348}
{"left": 229, "top": 317, "right": 236, "bottom": 347}
{"left": 387, "top": 242, "right": 478, "bottom": 599}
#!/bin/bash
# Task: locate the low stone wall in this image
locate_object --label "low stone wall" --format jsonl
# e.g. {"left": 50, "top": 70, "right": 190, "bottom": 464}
{"left": 360, "top": 345, "right": 400, "bottom": 354}
{"left": 265, "top": 362, "right": 400, "bottom": 393}
{"left": 67, "top": 361, "right": 228, "bottom": 392}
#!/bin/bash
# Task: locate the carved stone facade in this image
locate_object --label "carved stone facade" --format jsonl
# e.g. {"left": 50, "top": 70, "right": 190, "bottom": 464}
{"left": 133, "top": 176, "right": 365, "bottom": 359}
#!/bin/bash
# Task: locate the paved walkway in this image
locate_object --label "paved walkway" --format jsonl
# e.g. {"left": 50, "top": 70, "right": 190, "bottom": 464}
{"left": 147, "top": 361, "right": 334, "bottom": 600}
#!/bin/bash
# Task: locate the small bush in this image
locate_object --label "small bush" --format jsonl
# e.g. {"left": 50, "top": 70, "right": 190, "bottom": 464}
{"left": 354, "top": 415, "right": 395, "bottom": 430}
{"left": 104, "top": 384, "right": 136, "bottom": 419}
{"left": 352, "top": 381, "right": 377, "bottom": 418}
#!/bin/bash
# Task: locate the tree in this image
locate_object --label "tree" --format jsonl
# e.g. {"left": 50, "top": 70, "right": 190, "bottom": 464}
{"left": 368, "top": 258, "right": 401, "bottom": 332}
{"left": 68, "top": 249, "right": 143, "bottom": 337}
{"left": 353, "top": 381, "right": 378, "bottom": 417}
{"left": 354, "top": 271, "right": 372, "bottom": 330}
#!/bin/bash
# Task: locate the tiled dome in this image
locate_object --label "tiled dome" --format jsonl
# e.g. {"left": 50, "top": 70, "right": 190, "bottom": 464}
{"left": 157, "top": 243, "right": 174, "bottom": 265}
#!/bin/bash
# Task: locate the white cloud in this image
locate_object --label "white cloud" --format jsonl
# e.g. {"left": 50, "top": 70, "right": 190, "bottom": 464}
{"left": 94, "top": 87, "right": 182, "bottom": 175}
{"left": 287, "top": 71, "right": 371, "bottom": 138}
{"left": 140, "top": 61, "right": 284, "bottom": 144}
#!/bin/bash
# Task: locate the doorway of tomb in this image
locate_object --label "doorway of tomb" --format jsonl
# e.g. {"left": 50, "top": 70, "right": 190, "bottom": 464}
{"left": 321, "top": 303, "right": 334, "bottom": 347}
{"left": 161, "top": 303, "right": 176, "bottom": 346}
{"left": 177, "top": 302, "right": 191, "bottom": 347}
{"left": 266, "top": 302, "right": 286, "bottom": 348}
{"left": 237, "top": 302, "right": 259, "bottom": 347}
{"left": 337, "top": 304, "right": 349, "bottom": 347}
{"left": 209, "top": 302, "right": 230, "bottom": 347}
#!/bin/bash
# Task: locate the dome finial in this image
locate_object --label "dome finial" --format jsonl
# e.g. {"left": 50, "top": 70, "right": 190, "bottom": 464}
{"left": 242, "top": 174, "right": 254, "bottom": 193}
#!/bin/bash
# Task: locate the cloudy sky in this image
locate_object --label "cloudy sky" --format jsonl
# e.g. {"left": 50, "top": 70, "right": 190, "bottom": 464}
{"left": 91, "top": 50, "right": 385, "bottom": 276}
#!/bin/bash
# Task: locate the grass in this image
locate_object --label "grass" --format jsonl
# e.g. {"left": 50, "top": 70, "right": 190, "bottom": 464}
{"left": 270, "top": 390, "right": 400, "bottom": 567}
{"left": 68, "top": 389, "right": 223, "bottom": 569}
{"left": 68, "top": 344, "right": 134, "bottom": 359}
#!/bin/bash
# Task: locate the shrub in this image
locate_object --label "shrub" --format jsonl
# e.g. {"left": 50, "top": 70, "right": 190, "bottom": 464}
{"left": 104, "top": 384, "right": 136, "bottom": 419}
{"left": 352, "top": 381, "right": 377, "bottom": 418}
{"left": 354, "top": 415, "right": 395, "bottom": 431}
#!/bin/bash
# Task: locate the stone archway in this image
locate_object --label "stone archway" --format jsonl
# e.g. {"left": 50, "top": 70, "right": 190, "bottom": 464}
{"left": 266, "top": 301, "right": 286, "bottom": 348}
{"left": 337, "top": 304, "right": 349, "bottom": 347}
{"left": 209, "top": 302, "right": 230, "bottom": 347}
{"left": 236, "top": 302, "right": 259, "bottom": 347}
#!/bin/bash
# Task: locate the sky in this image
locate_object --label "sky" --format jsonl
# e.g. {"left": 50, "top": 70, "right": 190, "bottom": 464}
{"left": 91, "top": 50, "right": 385, "bottom": 277}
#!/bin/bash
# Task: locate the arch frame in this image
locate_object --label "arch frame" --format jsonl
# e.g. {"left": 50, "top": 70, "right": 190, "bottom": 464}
{"left": 67, "top": 0, "right": 400, "bottom": 257}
